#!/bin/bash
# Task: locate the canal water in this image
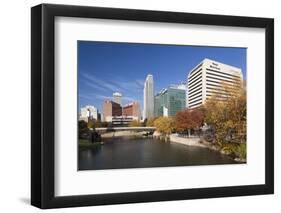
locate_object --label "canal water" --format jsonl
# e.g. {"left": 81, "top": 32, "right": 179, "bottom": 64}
{"left": 78, "top": 138, "right": 238, "bottom": 170}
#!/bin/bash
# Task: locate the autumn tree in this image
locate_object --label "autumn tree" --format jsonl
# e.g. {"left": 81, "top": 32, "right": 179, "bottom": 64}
{"left": 175, "top": 108, "right": 204, "bottom": 136}
{"left": 95, "top": 121, "right": 109, "bottom": 128}
{"left": 146, "top": 117, "right": 157, "bottom": 127}
{"left": 153, "top": 116, "right": 176, "bottom": 134}
{"left": 87, "top": 119, "right": 95, "bottom": 129}
{"left": 204, "top": 82, "right": 246, "bottom": 145}
{"left": 129, "top": 120, "right": 143, "bottom": 127}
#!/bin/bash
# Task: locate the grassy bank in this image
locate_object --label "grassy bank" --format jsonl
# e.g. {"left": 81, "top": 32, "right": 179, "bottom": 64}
{"left": 79, "top": 139, "right": 103, "bottom": 148}
{"left": 220, "top": 142, "right": 246, "bottom": 161}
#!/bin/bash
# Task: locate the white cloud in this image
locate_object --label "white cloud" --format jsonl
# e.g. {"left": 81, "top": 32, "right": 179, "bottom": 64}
{"left": 95, "top": 94, "right": 112, "bottom": 100}
{"left": 81, "top": 72, "right": 121, "bottom": 92}
{"left": 80, "top": 72, "right": 144, "bottom": 109}
{"left": 80, "top": 78, "right": 108, "bottom": 92}
{"left": 79, "top": 94, "right": 94, "bottom": 101}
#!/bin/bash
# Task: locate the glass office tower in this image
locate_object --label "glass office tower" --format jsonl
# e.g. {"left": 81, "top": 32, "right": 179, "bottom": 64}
{"left": 154, "top": 85, "right": 186, "bottom": 117}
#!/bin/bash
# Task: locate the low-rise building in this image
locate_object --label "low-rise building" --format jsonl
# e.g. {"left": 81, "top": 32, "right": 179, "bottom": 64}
{"left": 103, "top": 100, "right": 122, "bottom": 122}
{"left": 79, "top": 105, "right": 99, "bottom": 122}
{"left": 122, "top": 101, "right": 141, "bottom": 121}
{"left": 103, "top": 99, "right": 141, "bottom": 126}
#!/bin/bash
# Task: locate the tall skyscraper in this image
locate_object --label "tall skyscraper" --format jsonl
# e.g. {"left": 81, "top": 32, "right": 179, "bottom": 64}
{"left": 187, "top": 58, "right": 243, "bottom": 109}
{"left": 143, "top": 74, "right": 154, "bottom": 120}
{"left": 113, "top": 92, "right": 122, "bottom": 105}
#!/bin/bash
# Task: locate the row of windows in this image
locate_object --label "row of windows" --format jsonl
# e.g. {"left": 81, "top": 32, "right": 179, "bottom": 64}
{"left": 188, "top": 95, "right": 202, "bottom": 105}
{"left": 206, "top": 68, "right": 241, "bottom": 80}
{"left": 206, "top": 71, "right": 241, "bottom": 83}
{"left": 188, "top": 77, "right": 202, "bottom": 90}
{"left": 189, "top": 68, "right": 202, "bottom": 83}
{"left": 206, "top": 83, "right": 226, "bottom": 89}
{"left": 189, "top": 84, "right": 202, "bottom": 95}
{"left": 189, "top": 85, "right": 202, "bottom": 96}
{"left": 206, "top": 90, "right": 232, "bottom": 98}
{"left": 189, "top": 93, "right": 202, "bottom": 102}
{"left": 206, "top": 73, "right": 240, "bottom": 84}
{"left": 188, "top": 79, "right": 202, "bottom": 91}
{"left": 206, "top": 96, "right": 228, "bottom": 102}
{"left": 206, "top": 86, "right": 234, "bottom": 94}
{"left": 189, "top": 89, "right": 202, "bottom": 99}
{"left": 189, "top": 89, "right": 203, "bottom": 98}
{"left": 188, "top": 71, "right": 241, "bottom": 94}
{"left": 206, "top": 85, "right": 233, "bottom": 92}
{"left": 188, "top": 75, "right": 202, "bottom": 86}
{"left": 207, "top": 85, "right": 233, "bottom": 92}
{"left": 188, "top": 93, "right": 202, "bottom": 102}
{"left": 206, "top": 83, "right": 239, "bottom": 91}
{"left": 206, "top": 94, "right": 229, "bottom": 98}
{"left": 206, "top": 78, "right": 240, "bottom": 88}
{"left": 189, "top": 100, "right": 202, "bottom": 108}
{"left": 189, "top": 63, "right": 203, "bottom": 77}
{"left": 189, "top": 74, "right": 202, "bottom": 87}
{"left": 206, "top": 95, "right": 229, "bottom": 101}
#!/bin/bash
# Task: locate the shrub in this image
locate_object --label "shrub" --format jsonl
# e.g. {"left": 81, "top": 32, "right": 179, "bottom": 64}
{"left": 129, "top": 120, "right": 143, "bottom": 127}
{"left": 235, "top": 143, "right": 247, "bottom": 159}
{"left": 153, "top": 116, "right": 176, "bottom": 134}
{"left": 146, "top": 118, "right": 157, "bottom": 127}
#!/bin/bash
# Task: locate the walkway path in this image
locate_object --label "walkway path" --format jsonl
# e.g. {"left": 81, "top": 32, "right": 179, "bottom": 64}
{"left": 170, "top": 134, "right": 208, "bottom": 148}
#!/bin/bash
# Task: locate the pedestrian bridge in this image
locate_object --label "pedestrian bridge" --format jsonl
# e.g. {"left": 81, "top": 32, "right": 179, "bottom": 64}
{"left": 93, "top": 126, "right": 156, "bottom": 133}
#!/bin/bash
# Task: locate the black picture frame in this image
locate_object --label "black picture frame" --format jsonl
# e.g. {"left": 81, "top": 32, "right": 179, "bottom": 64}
{"left": 31, "top": 3, "right": 274, "bottom": 209}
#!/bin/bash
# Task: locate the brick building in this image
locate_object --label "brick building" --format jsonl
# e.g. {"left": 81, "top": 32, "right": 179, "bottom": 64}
{"left": 103, "top": 100, "right": 122, "bottom": 122}
{"left": 122, "top": 102, "right": 141, "bottom": 120}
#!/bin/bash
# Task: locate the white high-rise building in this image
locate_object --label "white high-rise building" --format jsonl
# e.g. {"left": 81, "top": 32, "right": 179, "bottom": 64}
{"left": 143, "top": 74, "right": 154, "bottom": 120}
{"left": 187, "top": 58, "right": 243, "bottom": 109}
{"left": 79, "top": 105, "right": 98, "bottom": 122}
{"left": 113, "top": 92, "right": 122, "bottom": 105}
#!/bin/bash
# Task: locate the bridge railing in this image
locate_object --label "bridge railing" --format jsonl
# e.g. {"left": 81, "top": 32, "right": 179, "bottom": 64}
{"left": 91, "top": 127, "right": 156, "bottom": 133}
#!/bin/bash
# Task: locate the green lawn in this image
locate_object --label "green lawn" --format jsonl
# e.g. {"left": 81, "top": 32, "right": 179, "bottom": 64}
{"left": 79, "top": 139, "right": 103, "bottom": 148}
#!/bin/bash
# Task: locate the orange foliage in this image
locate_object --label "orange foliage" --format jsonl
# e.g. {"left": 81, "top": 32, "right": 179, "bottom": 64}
{"left": 175, "top": 108, "right": 204, "bottom": 132}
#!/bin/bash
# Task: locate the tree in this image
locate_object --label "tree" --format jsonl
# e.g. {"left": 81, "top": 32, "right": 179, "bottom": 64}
{"left": 95, "top": 120, "right": 109, "bottom": 128}
{"left": 146, "top": 117, "right": 157, "bottom": 127}
{"left": 204, "top": 82, "right": 246, "bottom": 145}
{"left": 129, "top": 120, "right": 143, "bottom": 127}
{"left": 79, "top": 120, "right": 87, "bottom": 130}
{"left": 78, "top": 120, "right": 88, "bottom": 139}
{"left": 153, "top": 116, "right": 176, "bottom": 134}
{"left": 175, "top": 108, "right": 204, "bottom": 136}
{"left": 87, "top": 119, "right": 95, "bottom": 129}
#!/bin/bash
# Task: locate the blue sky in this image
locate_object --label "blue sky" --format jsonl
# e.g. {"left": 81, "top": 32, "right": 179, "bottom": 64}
{"left": 78, "top": 41, "right": 246, "bottom": 112}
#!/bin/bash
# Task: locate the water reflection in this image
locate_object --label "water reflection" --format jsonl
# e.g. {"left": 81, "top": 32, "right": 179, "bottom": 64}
{"left": 78, "top": 138, "right": 239, "bottom": 170}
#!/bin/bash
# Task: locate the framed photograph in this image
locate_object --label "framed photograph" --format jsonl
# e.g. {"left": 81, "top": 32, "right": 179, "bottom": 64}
{"left": 31, "top": 4, "right": 274, "bottom": 209}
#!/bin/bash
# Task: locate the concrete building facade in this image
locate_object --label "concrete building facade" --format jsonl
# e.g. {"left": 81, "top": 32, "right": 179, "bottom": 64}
{"left": 187, "top": 58, "right": 243, "bottom": 109}
{"left": 113, "top": 92, "right": 122, "bottom": 105}
{"left": 79, "top": 105, "right": 98, "bottom": 122}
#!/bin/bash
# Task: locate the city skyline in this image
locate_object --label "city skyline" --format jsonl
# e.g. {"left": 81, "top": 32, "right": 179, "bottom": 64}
{"left": 78, "top": 41, "right": 246, "bottom": 113}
